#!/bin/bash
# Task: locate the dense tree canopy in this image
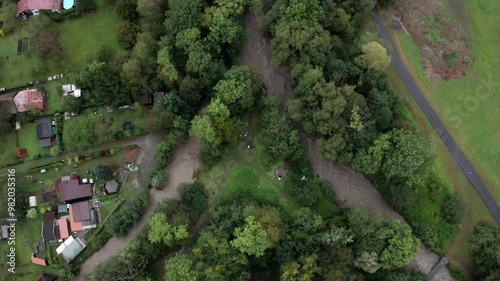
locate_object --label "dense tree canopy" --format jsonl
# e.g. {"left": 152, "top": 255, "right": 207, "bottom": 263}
{"left": 63, "top": 115, "right": 97, "bottom": 150}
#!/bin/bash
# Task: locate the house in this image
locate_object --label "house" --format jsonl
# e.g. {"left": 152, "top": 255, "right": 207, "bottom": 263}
{"left": 105, "top": 180, "right": 119, "bottom": 194}
{"left": 41, "top": 212, "right": 58, "bottom": 243}
{"left": 62, "top": 84, "right": 82, "bottom": 98}
{"left": 36, "top": 119, "right": 54, "bottom": 148}
{"left": 56, "top": 177, "right": 93, "bottom": 203}
{"left": 17, "top": 0, "right": 62, "bottom": 18}
{"left": 58, "top": 218, "right": 69, "bottom": 240}
{"left": 56, "top": 235, "right": 87, "bottom": 264}
{"left": 12, "top": 89, "right": 45, "bottom": 112}
{"left": 31, "top": 256, "right": 47, "bottom": 266}
{"left": 37, "top": 273, "right": 58, "bottom": 281}
{"left": 29, "top": 196, "right": 38, "bottom": 207}
{"left": 68, "top": 201, "right": 98, "bottom": 232}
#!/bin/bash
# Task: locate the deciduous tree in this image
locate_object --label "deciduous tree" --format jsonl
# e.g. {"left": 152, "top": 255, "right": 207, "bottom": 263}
{"left": 231, "top": 216, "right": 272, "bottom": 257}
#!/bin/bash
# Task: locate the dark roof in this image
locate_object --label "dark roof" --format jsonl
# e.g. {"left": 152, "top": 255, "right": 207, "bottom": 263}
{"left": 82, "top": 210, "right": 97, "bottom": 227}
{"left": 37, "top": 273, "right": 58, "bottom": 281}
{"left": 42, "top": 212, "right": 56, "bottom": 242}
{"left": 58, "top": 179, "right": 92, "bottom": 202}
{"left": 36, "top": 119, "right": 53, "bottom": 139}
{"left": 105, "top": 180, "right": 119, "bottom": 193}
{"left": 39, "top": 138, "right": 52, "bottom": 148}
{"left": 138, "top": 94, "right": 153, "bottom": 105}
{"left": 71, "top": 201, "right": 91, "bottom": 222}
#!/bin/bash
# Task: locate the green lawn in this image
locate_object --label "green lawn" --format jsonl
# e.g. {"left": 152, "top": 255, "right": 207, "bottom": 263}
{"left": 43, "top": 80, "right": 64, "bottom": 114}
{"left": 0, "top": 131, "right": 17, "bottom": 166}
{"left": 18, "top": 122, "right": 51, "bottom": 158}
{"left": 392, "top": 0, "right": 500, "bottom": 196}
{"left": 0, "top": 4, "right": 123, "bottom": 88}
{"left": 199, "top": 138, "right": 297, "bottom": 214}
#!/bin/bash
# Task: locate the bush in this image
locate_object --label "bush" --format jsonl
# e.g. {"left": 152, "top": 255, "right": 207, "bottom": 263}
{"left": 151, "top": 173, "right": 168, "bottom": 190}
{"left": 76, "top": 0, "right": 97, "bottom": 14}
{"left": 441, "top": 194, "right": 464, "bottom": 225}
{"left": 178, "top": 183, "right": 208, "bottom": 221}
{"left": 106, "top": 192, "right": 150, "bottom": 236}
{"left": 116, "top": 0, "right": 138, "bottom": 21}
{"left": 117, "top": 21, "right": 138, "bottom": 50}
{"left": 93, "top": 165, "right": 113, "bottom": 180}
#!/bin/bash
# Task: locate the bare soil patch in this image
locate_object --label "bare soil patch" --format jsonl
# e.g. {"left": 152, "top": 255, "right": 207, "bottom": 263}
{"left": 394, "top": 0, "right": 473, "bottom": 84}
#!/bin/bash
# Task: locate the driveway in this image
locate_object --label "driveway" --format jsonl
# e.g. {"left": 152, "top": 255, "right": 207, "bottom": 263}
{"left": 370, "top": 11, "right": 500, "bottom": 224}
{"left": 73, "top": 136, "right": 201, "bottom": 281}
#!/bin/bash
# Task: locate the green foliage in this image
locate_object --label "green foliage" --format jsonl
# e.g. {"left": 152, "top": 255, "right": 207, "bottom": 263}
{"left": 368, "top": 269, "right": 427, "bottom": 281}
{"left": 441, "top": 194, "right": 464, "bottom": 225}
{"left": 231, "top": 216, "right": 272, "bottom": 257}
{"left": 355, "top": 41, "right": 391, "bottom": 71}
{"left": 63, "top": 115, "right": 97, "bottom": 150}
{"left": 93, "top": 165, "right": 113, "bottom": 180}
{"left": 283, "top": 160, "right": 321, "bottom": 207}
{"left": 157, "top": 46, "right": 179, "bottom": 81}
{"left": 469, "top": 223, "right": 500, "bottom": 280}
{"left": 62, "top": 96, "right": 84, "bottom": 113}
{"left": 280, "top": 254, "right": 321, "bottom": 281}
{"left": 178, "top": 183, "right": 208, "bottom": 221}
{"left": 26, "top": 208, "right": 38, "bottom": 219}
{"left": 165, "top": 254, "right": 199, "bottom": 281}
{"left": 117, "top": 21, "right": 138, "bottom": 50}
{"left": 76, "top": 0, "right": 97, "bottom": 14}
{"left": 106, "top": 192, "right": 150, "bottom": 237}
{"left": 148, "top": 213, "right": 189, "bottom": 246}
{"left": 164, "top": 0, "right": 203, "bottom": 38}
{"left": 260, "top": 99, "right": 304, "bottom": 161}
{"left": 50, "top": 146, "right": 62, "bottom": 157}
{"left": 354, "top": 252, "right": 381, "bottom": 273}
{"left": 116, "top": 0, "right": 138, "bottom": 21}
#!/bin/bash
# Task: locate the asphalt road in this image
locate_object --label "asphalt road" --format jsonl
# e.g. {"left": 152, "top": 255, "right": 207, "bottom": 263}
{"left": 370, "top": 11, "right": 500, "bottom": 225}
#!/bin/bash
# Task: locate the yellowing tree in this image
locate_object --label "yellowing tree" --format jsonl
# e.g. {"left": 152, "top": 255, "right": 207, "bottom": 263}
{"left": 356, "top": 41, "right": 391, "bottom": 71}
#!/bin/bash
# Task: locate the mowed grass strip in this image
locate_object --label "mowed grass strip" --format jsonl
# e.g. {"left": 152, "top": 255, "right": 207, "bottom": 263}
{"left": 391, "top": 0, "right": 500, "bottom": 196}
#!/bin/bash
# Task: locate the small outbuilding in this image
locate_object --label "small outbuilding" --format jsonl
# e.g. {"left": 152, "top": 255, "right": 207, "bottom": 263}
{"left": 31, "top": 256, "right": 47, "bottom": 267}
{"left": 29, "top": 196, "right": 38, "bottom": 207}
{"left": 105, "top": 179, "right": 119, "bottom": 194}
{"left": 56, "top": 236, "right": 87, "bottom": 264}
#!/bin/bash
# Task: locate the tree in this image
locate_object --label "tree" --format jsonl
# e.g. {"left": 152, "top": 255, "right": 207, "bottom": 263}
{"left": 178, "top": 183, "right": 208, "bottom": 219}
{"left": 378, "top": 220, "right": 420, "bottom": 269}
{"left": 164, "top": 254, "right": 199, "bottom": 281}
{"left": 63, "top": 115, "right": 97, "bottom": 150}
{"left": 352, "top": 133, "right": 391, "bottom": 174}
{"left": 261, "top": 102, "right": 304, "bottom": 161}
{"left": 205, "top": 0, "right": 247, "bottom": 47}
{"left": 271, "top": 20, "right": 331, "bottom": 67}
{"left": 441, "top": 194, "right": 464, "bottom": 225}
{"left": 93, "top": 165, "right": 112, "bottom": 180}
{"left": 157, "top": 46, "right": 178, "bottom": 81}
{"left": 355, "top": 41, "right": 391, "bottom": 71}
{"left": 50, "top": 146, "right": 62, "bottom": 157}
{"left": 382, "top": 129, "right": 434, "bottom": 186}
{"left": 62, "top": 96, "right": 84, "bottom": 113}
{"left": 164, "top": 0, "right": 203, "bottom": 38}
{"left": 280, "top": 254, "right": 321, "bottom": 281}
{"left": 148, "top": 213, "right": 189, "bottom": 247}
{"left": 231, "top": 216, "right": 271, "bottom": 257}
{"left": 214, "top": 66, "right": 258, "bottom": 115}
{"left": 469, "top": 223, "right": 500, "bottom": 280}
{"left": 117, "top": 21, "right": 138, "bottom": 50}
{"left": 354, "top": 252, "right": 381, "bottom": 273}
{"left": 136, "top": 0, "right": 168, "bottom": 26}
{"left": 116, "top": 0, "right": 138, "bottom": 21}
{"left": 0, "top": 101, "right": 13, "bottom": 134}
{"left": 145, "top": 109, "right": 174, "bottom": 134}
{"left": 175, "top": 28, "right": 201, "bottom": 53}
{"left": 26, "top": 208, "right": 38, "bottom": 219}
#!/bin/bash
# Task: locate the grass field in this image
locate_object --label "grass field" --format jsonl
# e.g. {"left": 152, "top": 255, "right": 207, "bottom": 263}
{"left": 392, "top": 0, "right": 500, "bottom": 197}
{"left": 0, "top": 132, "right": 17, "bottom": 166}
{"left": 0, "top": 3, "right": 123, "bottom": 88}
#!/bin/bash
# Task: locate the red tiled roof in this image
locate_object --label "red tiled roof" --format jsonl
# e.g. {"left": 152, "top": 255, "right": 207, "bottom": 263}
{"left": 16, "top": 148, "right": 28, "bottom": 158}
{"left": 68, "top": 204, "right": 83, "bottom": 232}
{"left": 58, "top": 218, "right": 69, "bottom": 239}
{"left": 17, "top": 0, "right": 62, "bottom": 15}
{"left": 31, "top": 256, "right": 47, "bottom": 266}
{"left": 12, "top": 89, "right": 45, "bottom": 112}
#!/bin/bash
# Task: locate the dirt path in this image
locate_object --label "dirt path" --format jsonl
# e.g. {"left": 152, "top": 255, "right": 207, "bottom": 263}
{"left": 241, "top": 12, "right": 453, "bottom": 281}
{"left": 74, "top": 136, "right": 201, "bottom": 281}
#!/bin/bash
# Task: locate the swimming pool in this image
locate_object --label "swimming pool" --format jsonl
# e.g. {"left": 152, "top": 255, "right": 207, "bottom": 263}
{"left": 63, "top": 0, "right": 74, "bottom": 10}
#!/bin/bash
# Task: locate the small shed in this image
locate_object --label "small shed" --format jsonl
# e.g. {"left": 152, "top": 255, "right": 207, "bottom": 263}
{"left": 29, "top": 196, "right": 38, "bottom": 207}
{"left": 15, "top": 121, "right": 21, "bottom": 130}
{"left": 57, "top": 204, "right": 69, "bottom": 214}
{"left": 16, "top": 148, "right": 29, "bottom": 158}
{"left": 105, "top": 180, "right": 119, "bottom": 194}
{"left": 31, "top": 256, "right": 47, "bottom": 266}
